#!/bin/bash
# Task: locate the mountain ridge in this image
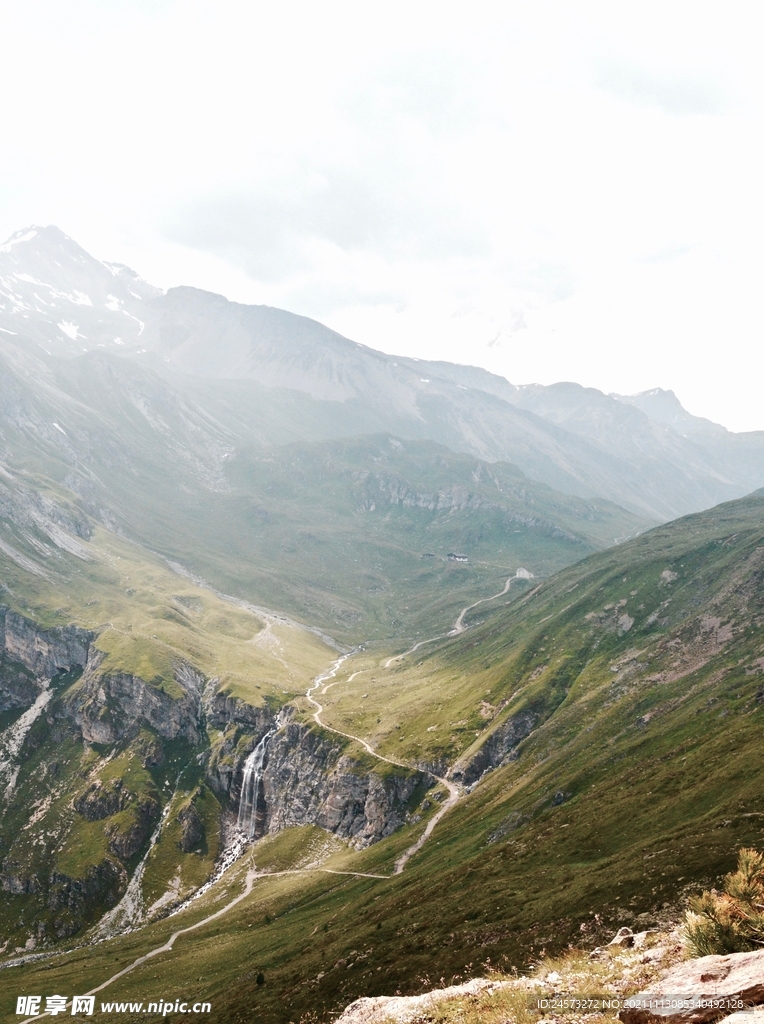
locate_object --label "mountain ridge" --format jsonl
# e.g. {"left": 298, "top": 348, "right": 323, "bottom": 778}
{"left": 2, "top": 225, "right": 764, "bottom": 521}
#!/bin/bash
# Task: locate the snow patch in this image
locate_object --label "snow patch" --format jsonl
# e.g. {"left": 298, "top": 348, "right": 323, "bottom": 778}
{"left": 105, "top": 295, "right": 121, "bottom": 311}
{"left": 0, "top": 229, "right": 38, "bottom": 252}
{"left": 57, "top": 321, "right": 80, "bottom": 340}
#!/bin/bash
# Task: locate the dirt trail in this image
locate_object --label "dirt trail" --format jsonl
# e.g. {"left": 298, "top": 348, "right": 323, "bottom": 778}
{"left": 384, "top": 574, "right": 514, "bottom": 667}
{"left": 310, "top": 576, "right": 517, "bottom": 872}
{"left": 18, "top": 856, "right": 394, "bottom": 1021}
{"left": 306, "top": 664, "right": 462, "bottom": 876}
{"left": 17, "top": 576, "right": 518, "bottom": 1016}
{"left": 451, "top": 575, "right": 514, "bottom": 633}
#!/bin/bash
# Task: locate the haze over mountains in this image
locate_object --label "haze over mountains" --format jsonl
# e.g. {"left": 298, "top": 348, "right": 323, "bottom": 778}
{"left": 3, "top": 225, "right": 764, "bottom": 529}
{"left": 2, "top": 224, "right": 764, "bottom": 1023}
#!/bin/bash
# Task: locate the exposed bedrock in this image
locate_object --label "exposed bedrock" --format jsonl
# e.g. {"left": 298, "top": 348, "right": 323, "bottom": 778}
{"left": 204, "top": 690, "right": 276, "bottom": 796}
{"left": 453, "top": 709, "right": 537, "bottom": 786}
{"left": 226, "top": 718, "right": 426, "bottom": 848}
{"left": 46, "top": 861, "right": 126, "bottom": 939}
{"left": 0, "top": 606, "right": 93, "bottom": 710}
{"left": 264, "top": 721, "right": 425, "bottom": 847}
{"left": 60, "top": 651, "right": 204, "bottom": 745}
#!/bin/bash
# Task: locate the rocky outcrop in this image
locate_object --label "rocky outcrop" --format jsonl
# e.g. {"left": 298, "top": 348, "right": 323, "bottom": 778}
{"left": 62, "top": 651, "right": 203, "bottom": 745}
{"left": 176, "top": 801, "right": 205, "bottom": 852}
{"left": 1, "top": 858, "right": 40, "bottom": 894}
{"left": 105, "top": 795, "right": 161, "bottom": 860}
{"left": 336, "top": 978, "right": 513, "bottom": 1024}
{"left": 204, "top": 691, "right": 277, "bottom": 796}
{"left": 0, "top": 607, "right": 92, "bottom": 679}
{"left": 0, "top": 651, "right": 37, "bottom": 711}
{"left": 47, "top": 860, "right": 125, "bottom": 938}
{"left": 453, "top": 709, "right": 537, "bottom": 785}
{"left": 204, "top": 688, "right": 274, "bottom": 732}
{"left": 207, "top": 698, "right": 427, "bottom": 848}
{"left": 619, "top": 948, "right": 764, "bottom": 1024}
{"left": 259, "top": 721, "right": 425, "bottom": 848}
{"left": 74, "top": 779, "right": 130, "bottom": 821}
{"left": 0, "top": 607, "right": 92, "bottom": 710}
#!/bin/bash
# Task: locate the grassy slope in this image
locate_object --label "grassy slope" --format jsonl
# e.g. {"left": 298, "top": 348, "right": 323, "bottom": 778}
{"left": 7, "top": 494, "right": 764, "bottom": 1023}
{"left": 1, "top": 347, "right": 651, "bottom": 644}
{"left": 0, "top": 521, "right": 336, "bottom": 949}
{"left": 115, "top": 434, "right": 648, "bottom": 644}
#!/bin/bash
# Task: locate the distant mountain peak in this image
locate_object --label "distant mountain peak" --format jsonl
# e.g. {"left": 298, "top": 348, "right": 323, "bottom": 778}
{"left": 0, "top": 223, "right": 81, "bottom": 253}
{"left": 613, "top": 388, "right": 724, "bottom": 437}
{"left": 0, "top": 224, "right": 161, "bottom": 358}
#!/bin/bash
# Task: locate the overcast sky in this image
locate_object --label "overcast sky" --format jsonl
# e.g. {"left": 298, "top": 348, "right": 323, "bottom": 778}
{"left": 1, "top": 0, "right": 762, "bottom": 430}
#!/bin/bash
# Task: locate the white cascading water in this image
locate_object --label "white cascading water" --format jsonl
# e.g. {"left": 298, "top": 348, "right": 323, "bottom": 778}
{"left": 237, "top": 711, "right": 285, "bottom": 837}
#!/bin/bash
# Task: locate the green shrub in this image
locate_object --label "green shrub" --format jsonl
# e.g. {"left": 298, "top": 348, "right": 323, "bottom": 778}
{"left": 684, "top": 848, "right": 764, "bottom": 956}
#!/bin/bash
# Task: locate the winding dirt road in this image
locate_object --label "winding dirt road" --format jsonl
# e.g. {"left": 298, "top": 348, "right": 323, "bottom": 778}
{"left": 307, "top": 574, "right": 516, "bottom": 873}
{"left": 18, "top": 574, "right": 520, "bottom": 1018}
{"left": 384, "top": 574, "right": 515, "bottom": 667}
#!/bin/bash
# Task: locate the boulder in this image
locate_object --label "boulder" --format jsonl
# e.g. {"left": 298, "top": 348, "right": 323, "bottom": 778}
{"left": 619, "top": 949, "right": 764, "bottom": 1024}
{"left": 336, "top": 978, "right": 512, "bottom": 1024}
{"left": 176, "top": 802, "right": 205, "bottom": 853}
{"left": 610, "top": 927, "right": 635, "bottom": 947}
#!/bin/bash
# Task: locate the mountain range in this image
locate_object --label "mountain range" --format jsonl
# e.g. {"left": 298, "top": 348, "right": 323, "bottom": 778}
{"left": 3, "top": 225, "right": 764, "bottom": 527}
{"left": 1, "top": 225, "right": 763, "bottom": 1024}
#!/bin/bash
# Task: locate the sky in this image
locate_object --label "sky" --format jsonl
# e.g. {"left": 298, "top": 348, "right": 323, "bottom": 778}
{"left": 1, "top": 0, "right": 762, "bottom": 430}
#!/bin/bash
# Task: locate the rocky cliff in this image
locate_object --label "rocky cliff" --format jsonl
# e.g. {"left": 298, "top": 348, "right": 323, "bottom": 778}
{"left": 206, "top": 697, "right": 426, "bottom": 849}
{"left": 262, "top": 721, "right": 424, "bottom": 847}
{"left": 0, "top": 606, "right": 93, "bottom": 709}
{"left": 453, "top": 708, "right": 537, "bottom": 786}
{"left": 60, "top": 651, "right": 204, "bottom": 745}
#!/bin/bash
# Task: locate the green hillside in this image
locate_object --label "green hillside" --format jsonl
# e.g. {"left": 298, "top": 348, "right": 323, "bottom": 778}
{"left": 0, "top": 339, "right": 648, "bottom": 640}
{"left": 6, "top": 494, "right": 764, "bottom": 1023}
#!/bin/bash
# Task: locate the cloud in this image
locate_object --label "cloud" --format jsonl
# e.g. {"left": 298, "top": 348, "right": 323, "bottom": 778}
{"left": 595, "top": 62, "right": 727, "bottom": 115}
{"left": 163, "top": 169, "right": 488, "bottom": 282}
{"left": 641, "top": 243, "right": 694, "bottom": 264}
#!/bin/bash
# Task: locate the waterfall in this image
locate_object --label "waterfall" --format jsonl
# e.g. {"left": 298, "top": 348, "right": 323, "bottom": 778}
{"left": 237, "top": 711, "right": 284, "bottom": 837}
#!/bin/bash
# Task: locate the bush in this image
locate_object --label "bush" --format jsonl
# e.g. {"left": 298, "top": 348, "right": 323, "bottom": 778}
{"left": 684, "top": 848, "right": 764, "bottom": 957}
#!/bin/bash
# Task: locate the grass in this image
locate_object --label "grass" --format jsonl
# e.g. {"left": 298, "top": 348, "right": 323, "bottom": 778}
{"left": 3, "top": 490, "right": 764, "bottom": 1022}
{"left": 0, "top": 410, "right": 652, "bottom": 646}
{"left": 0, "top": 523, "right": 335, "bottom": 703}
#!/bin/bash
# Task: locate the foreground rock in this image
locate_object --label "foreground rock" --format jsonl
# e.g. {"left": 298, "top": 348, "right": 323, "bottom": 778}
{"left": 619, "top": 948, "right": 764, "bottom": 1024}
{"left": 335, "top": 978, "right": 519, "bottom": 1023}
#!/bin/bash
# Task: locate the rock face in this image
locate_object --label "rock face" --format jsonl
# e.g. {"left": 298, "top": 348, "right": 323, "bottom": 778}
{"left": 0, "top": 607, "right": 92, "bottom": 679}
{"left": 61, "top": 651, "right": 203, "bottom": 744}
{"left": 204, "top": 689, "right": 276, "bottom": 796}
{"left": 454, "top": 709, "right": 537, "bottom": 785}
{"left": 619, "top": 948, "right": 764, "bottom": 1024}
{"left": 176, "top": 802, "right": 205, "bottom": 853}
{"left": 105, "top": 795, "right": 160, "bottom": 860}
{"left": 260, "top": 721, "right": 424, "bottom": 848}
{"left": 0, "top": 606, "right": 92, "bottom": 709}
{"left": 205, "top": 689, "right": 274, "bottom": 732}
{"left": 74, "top": 779, "right": 130, "bottom": 820}
{"left": 207, "top": 705, "right": 426, "bottom": 848}
{"left": 47, "top": 861, "right": 125, "bottom": 939}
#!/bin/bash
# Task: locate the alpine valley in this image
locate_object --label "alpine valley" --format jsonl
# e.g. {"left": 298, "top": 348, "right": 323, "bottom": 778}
{"left": 1, "top": 226, "right": 763, "bottom": 1023}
